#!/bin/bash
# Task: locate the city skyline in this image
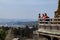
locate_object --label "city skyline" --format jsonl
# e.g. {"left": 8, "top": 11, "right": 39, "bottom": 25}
{"left": 0, "top": 0, "right": 58, "bottom": 20}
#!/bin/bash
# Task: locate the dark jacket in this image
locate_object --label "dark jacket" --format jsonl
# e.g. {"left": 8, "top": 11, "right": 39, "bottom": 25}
{"left": 45, "top": 16, "right": 49, "bottom": 21}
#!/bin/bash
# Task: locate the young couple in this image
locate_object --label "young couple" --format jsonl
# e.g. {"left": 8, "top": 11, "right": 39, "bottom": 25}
{"left": 42, "top": 13, "right": 49, "bottom": 21}
{"left": 41, "top": 13, "right": 50, "bottom": 24}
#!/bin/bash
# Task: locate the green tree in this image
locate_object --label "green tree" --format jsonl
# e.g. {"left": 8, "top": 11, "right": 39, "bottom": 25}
{"left": 0, "top": 29, "right": 6, "bottom": 40}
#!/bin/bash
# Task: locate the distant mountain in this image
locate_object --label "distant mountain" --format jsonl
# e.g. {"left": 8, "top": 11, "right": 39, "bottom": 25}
{"left": 0, "top": 19, "right": 37, "bottom": 22}
{"left": 13, "top": 21, "right": 38, "bottom": 25}
{"left": 0, "top": 19, "right": 38, "bottom": 25}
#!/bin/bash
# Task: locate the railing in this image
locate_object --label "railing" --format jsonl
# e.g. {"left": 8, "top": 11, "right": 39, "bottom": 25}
{"left": 38, "top": 18, "right": 60, "bottom": 24}
{"left": 38, "top": 18, "right": 60, "bottom": 34}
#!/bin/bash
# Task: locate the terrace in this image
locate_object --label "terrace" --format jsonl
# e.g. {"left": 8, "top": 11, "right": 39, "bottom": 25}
{"left": 38, "top": 18, "right": 60, "bottom": 36}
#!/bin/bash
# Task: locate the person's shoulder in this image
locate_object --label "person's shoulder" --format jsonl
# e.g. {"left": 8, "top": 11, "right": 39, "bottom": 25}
{"left": 46, "top": 16, "right": 49, "bottom": 18}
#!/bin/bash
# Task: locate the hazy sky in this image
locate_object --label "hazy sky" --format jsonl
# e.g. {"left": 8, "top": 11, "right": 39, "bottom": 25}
{"left": 0, "top": 0, "right": 58, "bottom": 20}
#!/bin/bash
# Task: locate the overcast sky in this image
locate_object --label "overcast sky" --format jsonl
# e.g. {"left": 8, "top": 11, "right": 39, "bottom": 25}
{"left": 0, "top": 0, "right": 58, "bottom": 20}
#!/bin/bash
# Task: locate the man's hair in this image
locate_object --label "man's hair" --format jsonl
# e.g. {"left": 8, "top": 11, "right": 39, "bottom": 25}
{"left": 45, "top": 13, "right": 47, "bottom": 16}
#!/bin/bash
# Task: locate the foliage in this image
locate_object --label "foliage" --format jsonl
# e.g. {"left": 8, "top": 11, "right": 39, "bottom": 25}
{"left": 0, "top": 29, "right": 7, "bottom": 40}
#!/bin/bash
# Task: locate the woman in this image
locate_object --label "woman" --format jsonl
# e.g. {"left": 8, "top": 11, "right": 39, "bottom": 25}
{"left": 42, "top": 13, "right": 47, "bottom": 21}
